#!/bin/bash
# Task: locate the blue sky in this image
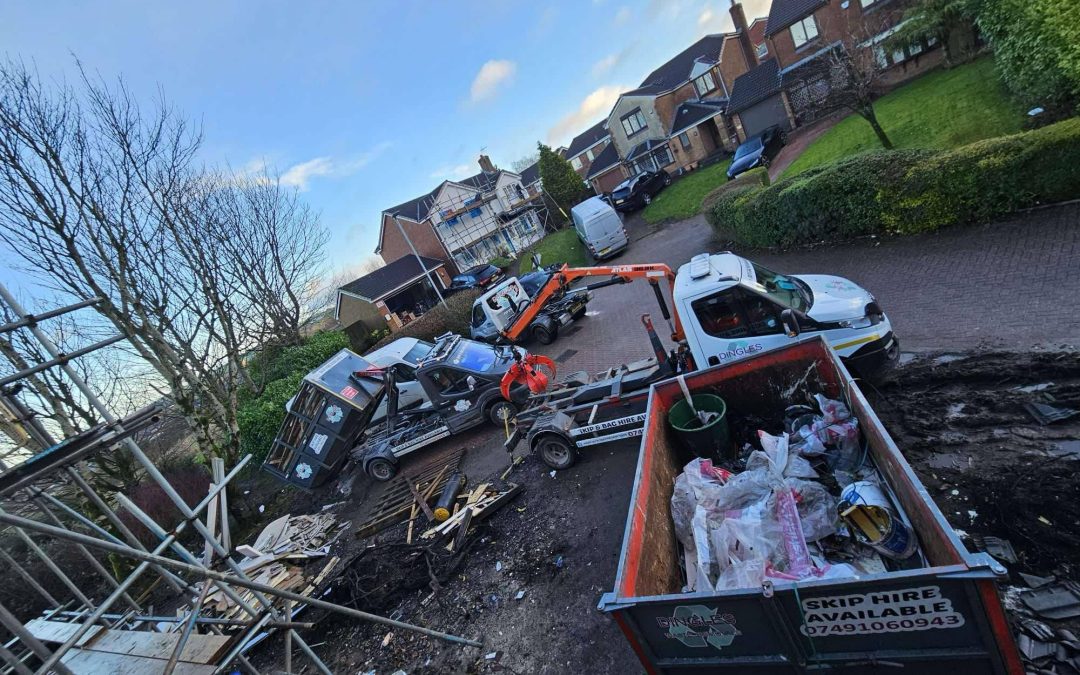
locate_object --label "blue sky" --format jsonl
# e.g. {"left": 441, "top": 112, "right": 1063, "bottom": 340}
{"left": 2, "top": 0, "right": 770, "bottom": 280}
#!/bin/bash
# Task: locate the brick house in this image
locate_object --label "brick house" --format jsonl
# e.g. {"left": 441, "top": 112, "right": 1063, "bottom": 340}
{"left": 579, "top": 1, "right": 762, "bottom": 189}
{"left": 727, "top": 0, "right": 947, "bottom": 140}
{"left": 376, "top": 155, "right": 545, "bottom": 272}
{"left": 565, "top": 120, "right": 612, "bottom": 180}
{"left": 335, "top": 254, "right": 451, "bottom": 332}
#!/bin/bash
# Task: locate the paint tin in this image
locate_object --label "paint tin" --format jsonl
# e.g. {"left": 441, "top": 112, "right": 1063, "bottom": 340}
{"left": 838, "top": 480, "right": 918, "bottom": 560}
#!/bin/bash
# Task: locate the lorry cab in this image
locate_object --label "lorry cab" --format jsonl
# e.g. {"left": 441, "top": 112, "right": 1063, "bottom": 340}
{"left": 571, "top": 196, "right": 628, "bottom": 261}
{"left": 675, "top": 253, "right": 899, "bottom": 376}
{"left": 363, "top": 338, "right": 433, "bottom": 422}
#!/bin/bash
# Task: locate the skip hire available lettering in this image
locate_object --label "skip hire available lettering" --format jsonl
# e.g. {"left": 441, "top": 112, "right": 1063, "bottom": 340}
{"left": 800, "top": 586, "right": 965, "bottom": 636}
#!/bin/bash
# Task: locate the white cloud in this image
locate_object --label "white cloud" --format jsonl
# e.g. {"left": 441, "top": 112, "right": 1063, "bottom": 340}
{"left": 697, "top": 7, "right": 732, "bottom": 35}
{"left": 548, "top": 84, "right": 627, "bottom": 146}
{"left": 591, "top": 54, "right": 620, "bottom": 78}
{"left": 279, "top": 157, "right": 334, "bottom": 190}
{"left": 247, "top": 141, "right": 392, "bottom": 191}
{"left": 430, "top": 163, "right": 475, "bottom": 180}
{"left": 469, "top": 60, "right": 517, "bottom": 103}
{"left": 613, "top": 6, "right": 632, "bottom": 25}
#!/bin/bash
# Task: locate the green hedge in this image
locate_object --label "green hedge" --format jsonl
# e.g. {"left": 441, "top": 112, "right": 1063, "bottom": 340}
{"left": 706, "top": 118, "right": 1080, "bottom": 248}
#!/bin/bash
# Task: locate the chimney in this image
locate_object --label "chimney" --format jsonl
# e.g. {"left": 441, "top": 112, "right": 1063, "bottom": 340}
{"left": 729, "top": 0, "right": 758, "bottom": 67}
{"left": 478, "top": 154, "right": 496, "bottom": 173}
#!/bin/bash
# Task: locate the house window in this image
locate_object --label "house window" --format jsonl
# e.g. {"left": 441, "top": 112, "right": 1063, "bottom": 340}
{"left": 756, "top": 42, "right": 768, "bottom": 59}
{"left": 655, "top": 145, "right": 674, "bottom": 167}
{"left": 679, "top": 132, "right": 692, "bottom": 150}
{"left": 620, "top": 108, "right": 648, "bottom": 137}
{"left": 570, "top": 156, "right": 583, "bottom": 170}
{"left": 586, "top": 147, "right": 595, "bottom": 161}
{"left": 693, "top": 71, "right": 716, "bottom": 97}
{"left": 789, "top": 15, "right": 818, "bottom": 49}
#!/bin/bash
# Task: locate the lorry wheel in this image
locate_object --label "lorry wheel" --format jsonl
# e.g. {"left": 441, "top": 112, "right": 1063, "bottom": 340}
{"left": 572, "top": 306, "right": 586, "bottom": 320}
{"left": 366, "top": 458, "right": 397, "bottom": 482}
{"left": 487, "top": 400, "right": 517, "bottom": 426}
{"left": 537, "top": 435, "right": 577, "bottom": 470}
{"left": 533, "top": 324, "right": 557, "bottom": 345}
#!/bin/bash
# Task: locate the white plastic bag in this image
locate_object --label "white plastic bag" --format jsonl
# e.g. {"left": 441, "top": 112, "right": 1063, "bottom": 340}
{"left": 754, "top": 431, "right": 819, "bottom": 479}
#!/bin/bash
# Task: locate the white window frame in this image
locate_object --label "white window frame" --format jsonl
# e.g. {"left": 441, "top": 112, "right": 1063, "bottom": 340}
{"left": 693, "top": 71, "right": 716, "bottom": 97}
{"left": 621, "top": 109, "right": 648, "bottom": 137}
{"left": 790, "top": 16, "right": 819, "bottom": 49}
{"left": 570, "top": 156, "right": 583, "bottom": 170}
{"left": 756, "top": 42, "right": 768, "bottom": 58}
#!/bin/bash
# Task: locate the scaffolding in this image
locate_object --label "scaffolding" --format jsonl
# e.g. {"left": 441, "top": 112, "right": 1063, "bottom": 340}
{"left": 425, "top": 171, "right": 555, "bottom": 270}
{"left": 0, "top": 284, "right": 480, "bottom": 674}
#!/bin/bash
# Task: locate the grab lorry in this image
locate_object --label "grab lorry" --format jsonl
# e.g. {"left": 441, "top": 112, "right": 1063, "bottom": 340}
{"left": 502, "top": 252, "right": 901, "bottom": 469}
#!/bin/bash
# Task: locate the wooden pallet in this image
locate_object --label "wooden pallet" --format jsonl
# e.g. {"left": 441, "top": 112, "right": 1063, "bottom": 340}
{"left": 352, "top": 447, "right": 465, "bottom": 539}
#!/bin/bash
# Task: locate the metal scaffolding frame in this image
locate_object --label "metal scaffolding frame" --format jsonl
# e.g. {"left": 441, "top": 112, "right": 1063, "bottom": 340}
{"left": 0, "top": 283, "right": 481, "bottom": 674}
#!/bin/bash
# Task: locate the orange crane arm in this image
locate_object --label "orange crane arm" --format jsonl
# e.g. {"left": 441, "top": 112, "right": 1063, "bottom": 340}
{"left": 499, "top": 262, "right": 685, "bottom": 342}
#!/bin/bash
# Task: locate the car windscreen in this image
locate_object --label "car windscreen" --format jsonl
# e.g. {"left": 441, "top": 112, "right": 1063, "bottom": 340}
{"left": 451, "top": 275, "right": 473, "bottom": 286}
{"left": 447, "top": 341, "right": 507, "bottom": 372}
{"left": 404, "top": 340, "right": 434, "bottom": 364}
{"left": 746, "top": 261, "right": 811, "bottom": 312}
{"left": 519, "top": 271, "right": 550, "bottom": 297}
{"left": 611, "top": 185, "right": 632, "bottom": 198}
{"left": 734, "top": 138, "right": 762, "bottom": 160}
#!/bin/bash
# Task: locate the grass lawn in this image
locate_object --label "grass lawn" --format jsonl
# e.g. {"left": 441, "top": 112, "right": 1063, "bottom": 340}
{"left": 641, "top": 160, "right": 732, "bottom": 225}
{"left": 518, "top": 227, "right": 589, "bottom": 272}
{"left": 782, "top": 56, "right": 1024, "bottom": 177}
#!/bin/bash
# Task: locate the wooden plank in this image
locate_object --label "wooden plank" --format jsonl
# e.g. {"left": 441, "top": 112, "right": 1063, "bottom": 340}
{"left": 29, "top": 620, "right": 230, "bottom": 665}
{"left": 212, "top": 457, "right": 231, "bottom": 552}
{"left": 454, "top": 507, "right": 474, "bottom": 551}
{"left": 60, "top": 648, "right": 217, "bottom": 674}
{"left": 406, "top": 477, "right": 436, "bottom": 521}
{"left": 203, "top": 488, "right": 219, "bottom": 566}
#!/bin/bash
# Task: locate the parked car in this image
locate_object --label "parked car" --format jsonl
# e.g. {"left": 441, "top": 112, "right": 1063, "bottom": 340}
{"left": 726, "top": 125, "right": 786, "bottom": 180}
{"left": 448, "top": 264, "right": 503, "bottom": 292}
{"left": 572, "top": 196, "right": 628, "bottom": 261}
{"left": 608, "top": 170, "right": 671, "bottom": 212}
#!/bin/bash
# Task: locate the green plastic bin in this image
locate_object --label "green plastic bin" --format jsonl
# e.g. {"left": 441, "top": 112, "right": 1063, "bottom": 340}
{"left": 668, "top": 393, "right": 731, "bottom": 461}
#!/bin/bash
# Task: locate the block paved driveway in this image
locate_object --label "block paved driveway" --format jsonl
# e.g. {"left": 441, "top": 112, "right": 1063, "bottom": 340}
{"left": 540, "top": 203, "right": 1080, "bottom": 376}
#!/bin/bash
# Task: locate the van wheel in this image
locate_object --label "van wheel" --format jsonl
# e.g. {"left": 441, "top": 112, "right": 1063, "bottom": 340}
{"left": 643, "top": 193, "right": 652, "bottom": 205}
{"left": 663, "top": 174, "right": 671, "bottom": 186}
{"left": 537, "top": 435, "right": 577, "bottom": 470}
{"left": 572, "top": 306, "right": 587, "bottom": 320}
{"left": 533, "top": 324, "right": 558, "bottom": 345}
{"left": 366, "top": 458, "right": 397, "bottom": 482}
{"left": 487, "top": 400, "right": 517, "bottom": 426}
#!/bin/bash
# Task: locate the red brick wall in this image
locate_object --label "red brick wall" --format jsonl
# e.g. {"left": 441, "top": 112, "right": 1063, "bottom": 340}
{"left": 378, "top": 214, "right": 456, "bottom": 273}
{"left": 718, "top": 37, "right": 752, "bottom": 94}
{"left": 767, "top": 0, "right": 910, "bottom": 70}
{"left": 570, "top": 139, "right": 610, "bottom": 179}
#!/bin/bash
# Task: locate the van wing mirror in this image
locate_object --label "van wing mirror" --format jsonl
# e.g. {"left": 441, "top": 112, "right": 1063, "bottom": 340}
{"left": 531, "top": 253, "right": 542, "bottom": 270}
{"left": 780, "top": 309, "right": 800, "bottom": 338}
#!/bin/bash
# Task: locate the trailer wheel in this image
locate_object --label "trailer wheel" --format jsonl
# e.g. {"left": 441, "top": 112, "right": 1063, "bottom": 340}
{"left": 572, "top": 306, "right": 586, "bottom": 320}
{"left": 533, "top": 324, "right": 557, "bottom": 345}
{"left": 487, "top": 400, "right": 517, "bottom": 426}
{"left": 536, "top": 434, "right": 577, "bottom": 470}
{"left": 366, "top": 458, "right": 397, "bottom": 482}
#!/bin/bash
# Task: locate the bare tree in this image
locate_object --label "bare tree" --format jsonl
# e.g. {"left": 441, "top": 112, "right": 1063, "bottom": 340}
{"left": 787, "top": 48, "right": 895, "bottom": 149}
{"left": 0, "top": 60, "right": 328, "bottom": 465}
{"left": 511, "top": 153, "right": 539, "bottom": 173}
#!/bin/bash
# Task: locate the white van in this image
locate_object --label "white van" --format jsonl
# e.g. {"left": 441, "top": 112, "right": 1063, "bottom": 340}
{"left": 571, "top": 196, "right": 628, "bottom": 261}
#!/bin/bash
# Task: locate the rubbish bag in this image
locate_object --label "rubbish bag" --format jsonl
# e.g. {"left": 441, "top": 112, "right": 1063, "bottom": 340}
{"left": 752, "top": 431, "right": 819, "bottom": 479}
{"left": 691, "top": 505, "right": 716, "bottom": 591}
{"left": 671, "top": 458, "right": 731, "bottom": 548}
{"left": 784, "top": 478, "right": 838, "bottom": 542}
{"left": 814, "top": 393, "right": 852, "bottom": 424}
{"left": 709, "top": 503, "right": 779, "bottom": 591}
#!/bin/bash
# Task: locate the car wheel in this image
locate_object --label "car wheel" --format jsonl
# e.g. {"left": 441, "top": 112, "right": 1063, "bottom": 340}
{"left": 533, "top": 324, "right": 557, "bottom": 345}
{"left": 761, "top": 157, "right": 770, "bottom": 168}
{"left": 537, "top": 434, "right": 578, "bottom": 471}
{"left": 487, "top": 400, "right": 517, "bottom": 426}
{"left": 366, "top": 458, "right": 397, "bottom": 482}
{"left": 643, "top": 193, "right": 652, "bottom": 205}
{"left": 663, "top": 174, "right": 671, "bottom": 186}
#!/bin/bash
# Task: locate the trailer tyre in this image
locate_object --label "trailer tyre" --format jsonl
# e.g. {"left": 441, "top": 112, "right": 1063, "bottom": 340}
{"left": 532, "top": 324, "right": 558, "bottom": 345}
{"left": 487, "top": 400, "right": 518, "bottom": 426}
{"left": 366, "top": 458, "right": 397, "bottom": 482}
{"left": 537, "top": 434, "right": 577, "bottom": 471}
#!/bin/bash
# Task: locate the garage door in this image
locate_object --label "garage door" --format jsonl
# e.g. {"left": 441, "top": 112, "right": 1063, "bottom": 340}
{"left": 739, "top": 94, "right": 790, "bottom": 139}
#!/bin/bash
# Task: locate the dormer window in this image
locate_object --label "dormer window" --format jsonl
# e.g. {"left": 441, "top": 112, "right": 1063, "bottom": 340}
{"left": 693, "top": 71, "right": 717, "bottom": 97}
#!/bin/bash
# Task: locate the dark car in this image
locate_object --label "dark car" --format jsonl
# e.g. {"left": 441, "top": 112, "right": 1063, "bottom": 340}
{"left": 608, "top": 170, "right": 671, "bottom": 212}
{"left": 449, "top": 264, "right": 503, "bottom": 292}
{"left": 726, "top": 125, "right": 786, "bottom": 180}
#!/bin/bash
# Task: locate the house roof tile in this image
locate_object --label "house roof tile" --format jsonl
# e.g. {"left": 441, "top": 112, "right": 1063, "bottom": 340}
{"left": 565, "top": 120, "right": 610, "bottom": 158}
{"left": 670, "top": 99, "right": 727, "bottom": 136}
{"left": 636, "top": 34, "right": 730, "bottom": 92}
{"left": 585, "top": 142, "right": 621, "bottom": 179}
{"left": 727, "top": 58, "right": 783, "bottom": 113}
{"left": 340, "top": 255, "right": 446, "bottom": 302}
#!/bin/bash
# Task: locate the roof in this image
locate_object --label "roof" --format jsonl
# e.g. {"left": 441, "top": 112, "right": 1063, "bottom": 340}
{"left": 765, "top": 0, "right": 827, "bottom": 36}
{"left": 727, "top": 58, "right": 782, "bottom": 113}
{"left": 748, "top": 16, "right": 768, "bottom": 45}
{"left": 339, "top": 255, "right": 446, "bottom": 302}
{"left": 585, "top": 142, "right": 621, "bottom": 179}
{"left": 566, "top": 120, "right": 610, "bottom": 158}
{"left": 670, "top": 99, "right": 727, "bottom": 137}
{"left": 636, "top": 34, "right": 729, "bottom": 93}
{"left": 625, "top": 138, "right": 669, "bottom": 162}
{"left": 520, "top": 161, "right": 540, "bottom": 186}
